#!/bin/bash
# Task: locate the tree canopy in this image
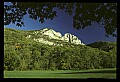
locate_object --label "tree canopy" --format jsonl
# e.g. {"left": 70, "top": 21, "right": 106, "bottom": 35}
{"left": 4, "top": 28, "right": 117, "bottom": 71}
{"left": 4, "top": 2, "right": 117, "bottom": 37}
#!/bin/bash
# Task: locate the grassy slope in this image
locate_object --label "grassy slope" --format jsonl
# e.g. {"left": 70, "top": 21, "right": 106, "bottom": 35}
{"left": 4, "top": 68, "right": 116, "bottom": 79}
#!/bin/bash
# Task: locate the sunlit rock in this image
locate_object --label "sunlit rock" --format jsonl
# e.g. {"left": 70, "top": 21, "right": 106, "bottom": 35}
{"left": 26, "top": 28, "right": 85, "bottom": 46}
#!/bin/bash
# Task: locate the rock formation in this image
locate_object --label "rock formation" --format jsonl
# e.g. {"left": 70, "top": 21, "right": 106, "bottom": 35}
{"left": 26, "top": 28, "right": 85, "bottom": 46}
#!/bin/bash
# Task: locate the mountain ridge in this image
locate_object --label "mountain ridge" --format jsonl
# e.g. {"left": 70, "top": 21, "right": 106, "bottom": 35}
{"left": 4, "top": 27, "right": 85, "bottom": 46}
{"left": 4, "top": 27, "right": 117, "bottom": 71}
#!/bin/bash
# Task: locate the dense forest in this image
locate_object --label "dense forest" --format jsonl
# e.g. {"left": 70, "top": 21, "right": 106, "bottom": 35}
{"left": 4, "top": 28, "right": 117, "bottom": 71}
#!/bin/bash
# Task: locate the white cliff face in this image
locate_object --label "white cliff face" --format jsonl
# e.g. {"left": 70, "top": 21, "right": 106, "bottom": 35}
{"left": 40, "top": 28, "right": 62, "bottom": 39}
{"left": 61, "top": 33, "right": 82, "bottom": 44}
{"left": 26, "top": 28, "right": 85, "bottom": 46}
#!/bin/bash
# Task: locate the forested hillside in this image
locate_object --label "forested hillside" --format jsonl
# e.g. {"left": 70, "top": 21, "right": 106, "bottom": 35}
{"left": 4, "top": 28, "right": 117, "bottom": 71}
{"left": 86, "top": 41, "right": 117, "bottom": 52}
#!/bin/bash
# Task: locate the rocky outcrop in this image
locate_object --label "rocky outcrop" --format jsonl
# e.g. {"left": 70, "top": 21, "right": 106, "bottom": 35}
{"left": 40, "top": 28, "right": 62, "bottom": 39}
{"left": 26, "top": 28, "right": 85, "bottom": 46}
{"left": 61, "top": 33, "right": 82, "bottom": 44}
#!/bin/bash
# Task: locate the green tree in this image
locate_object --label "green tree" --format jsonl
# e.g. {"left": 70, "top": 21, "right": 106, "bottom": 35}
{"left": 99, "top": 50, "right": 109, "bottom": 68}
{"left": 4, "top": 2, "right": 117, "bottom": 37}
{"left": 4, "top": 45, "right": 20, "bottom": 70}
{"left": 32, "top": 50, "right": 41, "bottom": 70}
{"left": 4, "top": 27, "right": 117, "bottom": 70}
{"left": 108, "top": 47, "right": 117, "bottom": 68}
{"left": 48, "top": 59, "right": 56, "bottom": 70}
{"left": 89, "top": 48, "right": 101, "bottom": 69}
{"left": 53, "top": 46, "right": 64, "bottom": 69}
{"left": 19, "top": 59, "right": 27, "bottom": 71}
{"left": 19, "top": 48, "right": 32, "bottom": 70}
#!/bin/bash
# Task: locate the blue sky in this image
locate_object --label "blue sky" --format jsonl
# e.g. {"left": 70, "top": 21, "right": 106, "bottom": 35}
{"left": 4, "top": 2, "right": 117, "bottom": 44}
